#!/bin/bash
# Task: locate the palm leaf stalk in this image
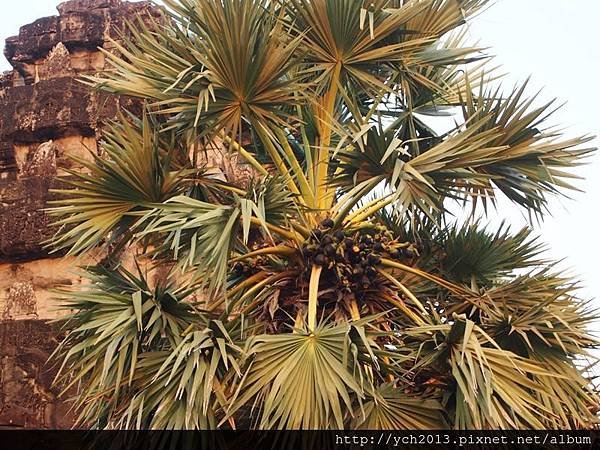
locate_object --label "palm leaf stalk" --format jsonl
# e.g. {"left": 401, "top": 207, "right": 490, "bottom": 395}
{"left": 48, "top": 0, "right": 598, "bottom": 430}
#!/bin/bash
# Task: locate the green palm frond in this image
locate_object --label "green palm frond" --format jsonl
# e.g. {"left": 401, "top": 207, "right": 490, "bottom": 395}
{"left": 529, "top": 350, "right": 599, "bottom": 429}
{"left": 288, "top": 0, "right": 427, "bottom": 97}
{"left": 137, "top": 176, "right": 297, "bottom": 294}
{"left": 407, "top": 317, "right": 562, "bottom": 429}
{"left": 118, "top": 320, "right": 242, "bottom": 429}
{"left": 138, "top": 196, "right": 241, "bottom": 295}
{"left": 391, "top": 1, "right": 489, "bottom": 97}
{"left": 47, "top": 113, "right": 190, "bottom": 255}
{"left": 289, "top": 0, "right": 485, "bottom": 99}
{"left": 227, "top": 322, "right": 379, "bottom": 429}
{"left": 332, "top": 115, "right": 505, "bottom": 214}
{"left": 94, "top": 0, "right": 306, "bottom": 138}
{"left": 459, "top": 77, "right": 595, "bottom": 215}
{"left": 439, "top": 269, "right": 600, "bottom": 428}
{"left": 434, "top": 221, "right": 545, "bottom": 286}
{"left": 352, "top": 383, "right": 446, "bottom": 430}
{"left": 478, "top": 270, "right": 598, "bottom": 354}
{"left": 52, "top": 265, "right": 198, "bottom": 427}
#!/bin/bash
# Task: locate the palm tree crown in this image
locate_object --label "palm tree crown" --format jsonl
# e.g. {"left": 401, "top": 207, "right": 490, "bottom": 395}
{"left": 49, "top": 0, "right": 598, "bottom": 429}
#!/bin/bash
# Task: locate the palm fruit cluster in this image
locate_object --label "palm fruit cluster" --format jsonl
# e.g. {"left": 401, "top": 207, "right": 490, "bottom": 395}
{"left": 232, "top": 260, "right": 255, "bottom": 277}
{"left": 301, "top": 218, "right": 418, "bottom": 292}
{"left": 231, "top": 242, "right": 267, "bottom": 277}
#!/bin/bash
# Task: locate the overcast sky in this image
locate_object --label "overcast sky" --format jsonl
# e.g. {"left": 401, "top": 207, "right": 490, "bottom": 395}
{"left": 1, "top": 1, "right": 599, "bottom": 299}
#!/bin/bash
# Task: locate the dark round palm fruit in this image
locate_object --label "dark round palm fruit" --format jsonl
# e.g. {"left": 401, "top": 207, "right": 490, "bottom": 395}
{"left": 373, "top": 242, "right": 384, "bottom": 252}
{"left": 358, "top": 243, "right": 366, "bottom": 251}
{"left": 312, "top": 228, "right": 322, "bottom": 239}
{"left": 404, "top": 248, "right": 415, "bottom": 258}
{"left": 344, "top": 238, "right": 354, "bottom": 247}
{"left": 368, "top": 254, "right": 381, "bottom": 265}
{"left": 365, "top": 266, "right": 377, "bottom": 276}
{"left": 322, "top": 235, "right": 333, "bottom": 245}
{"left": 395, "top": 248, "right": 406, "bottom": 258}
{"left": 334, "top": 230, "right": 345, "bottom": 241}
{"left": 324, "top": 244, "right": 336, "bottom": 256}
{"left": 352, "top": 267, "right": 364, "bottom": 276}
{"left": 233, "top": 262, "right": 244, "bottom": 274}
{"left": 363, "top": 235, "right": 373, "bottom": 245}
{"left": 314, "top": 254, "right": 327, "bottom": 266}
{"left": 321, "top": 218, "right": 335, "bottom": 229}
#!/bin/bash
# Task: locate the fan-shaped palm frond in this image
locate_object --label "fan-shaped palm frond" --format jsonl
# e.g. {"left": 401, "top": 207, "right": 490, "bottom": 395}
{"left": 118, "top": 319, "right": 242, "bottom": 429}
{"left": 47, "top": 113, "right": 195, "bottom": 255}
{"left": 227, "top": 321, "right": 380, "bottom": 429}
{"left": 52, "top": 265, "right": 199, "bottom": 427}
{"left": 136, "top": 176, "right": 297, "bottom": 295}
{"left": 434, "top": 221, "right": 545, "bottom": 286}
{"left": 407, "top": 316, "right": 564, "bottom": 429}
{"left": 93, "top": 0, "right": 306, "bottom": 139}
{"left": 458, "top": 77, "right": 595, "bottom": 215}
{"left": 352, "top": 383, "right": 446, "bottom": 429}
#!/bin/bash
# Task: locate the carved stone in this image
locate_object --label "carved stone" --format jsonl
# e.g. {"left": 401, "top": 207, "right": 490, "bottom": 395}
{"left": 0, "top": 0, "right": 160, "bottom": 428}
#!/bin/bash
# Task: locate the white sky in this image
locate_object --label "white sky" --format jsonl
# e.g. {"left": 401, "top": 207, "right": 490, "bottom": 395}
{"left": 1, "top": 0, "right": 599, "bottom": 299}
{"left": 465, "top": 1, "right": 600, "bottom": 302}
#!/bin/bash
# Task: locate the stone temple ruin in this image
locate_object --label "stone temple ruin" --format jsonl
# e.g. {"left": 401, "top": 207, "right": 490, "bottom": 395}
{"left": 0, "top": 0, "right": 161, "bottom": 428}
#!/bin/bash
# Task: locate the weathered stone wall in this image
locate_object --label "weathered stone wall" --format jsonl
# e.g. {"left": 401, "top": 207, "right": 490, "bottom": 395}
{"left": 0, "top": 0, "right": 159, "bottom": 428}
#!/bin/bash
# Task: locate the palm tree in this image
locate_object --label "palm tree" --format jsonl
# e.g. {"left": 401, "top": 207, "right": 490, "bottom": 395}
{"left": 48, "top": 0, "right": 599, "bottom": 430}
